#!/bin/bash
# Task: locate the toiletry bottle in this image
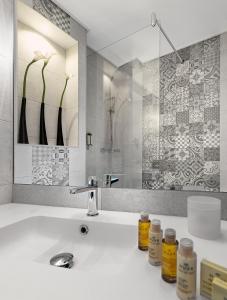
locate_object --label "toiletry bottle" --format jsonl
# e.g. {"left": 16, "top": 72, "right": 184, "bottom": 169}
{"left": 161, "top": 228, "right": 178, "bottom": 283}
{"left": 138, "top": 212, "right": 150, "bottom": 251}
{"left": 148, "top": 219, "right": 163, "bottom": 266}
{"left": 176, "top": 238, "right": 197, "bottom": 300}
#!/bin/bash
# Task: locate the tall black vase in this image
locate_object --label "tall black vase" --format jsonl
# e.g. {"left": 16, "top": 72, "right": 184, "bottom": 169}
{"left": 18, "top": 97, "right": 29, "bottom": 144}
{"left": 39, "top": 102, "right": 48, "bottom": 145}
{"left": 57, "top": 107, "right": 64, "bottom": 146}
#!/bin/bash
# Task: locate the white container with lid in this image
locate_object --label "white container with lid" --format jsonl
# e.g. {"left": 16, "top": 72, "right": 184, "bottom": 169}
{"left": 187, "top": 196, "right": 221, "bottom": 240}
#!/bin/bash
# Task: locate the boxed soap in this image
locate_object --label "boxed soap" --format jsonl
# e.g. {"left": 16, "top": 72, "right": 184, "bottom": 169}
{"left": 200, "top": 259, "right": 227, "bottom": 299}
{"left": 212, "top": 277, "right": 227, "bottom": 300}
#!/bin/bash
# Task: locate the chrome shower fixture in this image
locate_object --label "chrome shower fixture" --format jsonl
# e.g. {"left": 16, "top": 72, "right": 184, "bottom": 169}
{"left": 151, "top": 12, "right": 184, "bottom": 64}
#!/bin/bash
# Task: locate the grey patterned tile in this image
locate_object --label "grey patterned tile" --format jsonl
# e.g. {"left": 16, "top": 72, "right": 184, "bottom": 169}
{"left": 189, "top": 109, "right": 204, "bottom": 123}
{"left": 190, "top": 69, "right": 205, "bottom": 85}
{"left": 175, "top": 136, "right": 190, "bottom": 148}
{"left": 190, "top": 41, "right": 204, "bottom": 70}
{"left": 32, "top": 145, "right": 69, "bottom": 186}
{"left": 204, "top": 161, "right": 220, "bottom": 175}
{"left": 52, "top": 164, "right": 69, "bottom": 186}
{"left": 204, "top": 120, "right": 220, "bottom": 135}
{"left": 188, "top": 146, "right": 204, "bottom": 160}
{"left": 189, "top": 83, "right": 204, "bottom": 97}
{"left": 33, "top": 0, "right": 71, "bottom": 34}
{"left": 176, "top": 111, "right": 189, "bottom": 124}
{"left": 175, "top": 148, "right": 189, "bottom": 161}
{"left": 204, "top": 174, "right": 220, "bottom": 191}
{"left": 189, "top": 122, "right": 204, "bottom": 135}
{"left": 204, "top": 133, "right": 220, "bottom": 148}
{"left": 204, "top": 148, "right": 220, "bottom": 161}
{"left": 189, "top": 134, "right": 204, "bottom": 147}
{"left": 32, "top": 164, "right": 52, "bottom": 185}
{"left": 204, "top": 106, "right": 220, "bottom": 122}
{"left": 160, "top": 136, "right": 175, "bottom": 148}
{"left": 32, "top": 146, "right": 53, "bottom": 165}
{"left": 160, "top": 125, "right": 176, "bottom": 137}
{"left": 161, "top": 113, "right": 176, "bottom": 126}
{"left": 204, "top": 80, "right": 219, "bottom": 107}
{"left": 160, "top": 148, "right": 175, "bottom": 160}
{"left": 142, "top": 172, "right": 164, "bottom": 190}
{"left": 144, "top": 35, "right": 220, "bottom": 192}
{"left": 159, "top": 160, "right": 176, "bottom": 172}
{"left": 204, "top": 36, "right": 220, "bottom": 70}
{"left": 176, "top": 124, "right": 189, "bottom": 136}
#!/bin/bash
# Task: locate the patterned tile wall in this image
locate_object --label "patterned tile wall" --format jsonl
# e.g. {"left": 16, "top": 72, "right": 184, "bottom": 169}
{"left": 143, "top": 36, "right": 220, "bottom": 192}
{"left": 32, "top": 146, "right": 69, "bottom": 186}
{"left": 33, "top": 0, "right": 71, "bottom": 34}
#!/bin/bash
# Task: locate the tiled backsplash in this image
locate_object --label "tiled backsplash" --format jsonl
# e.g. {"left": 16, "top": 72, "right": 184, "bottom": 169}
{"left": 142, "top": 36, "right": 221, "bottom": 192}
{"left": 32, "top": 146, "right": 69, "bottom": 185}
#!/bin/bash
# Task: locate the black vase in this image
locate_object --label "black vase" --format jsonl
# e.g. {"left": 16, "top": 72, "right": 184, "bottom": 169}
{"left": 18, "top": 97, "right": 29, "bottom": 144}
{"left": 57, "top": 107, "right": 64, "bottom": 146}
{"left": 39, "top": 102, "right": 48, "bottom": 145}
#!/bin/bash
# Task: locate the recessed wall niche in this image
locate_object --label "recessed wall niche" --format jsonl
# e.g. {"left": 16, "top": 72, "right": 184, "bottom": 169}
{"left": 14, "top": 0, "right": 84, "bottom": 187}
{"left": 16, "top": 1, "right": 78, "bottom": 147}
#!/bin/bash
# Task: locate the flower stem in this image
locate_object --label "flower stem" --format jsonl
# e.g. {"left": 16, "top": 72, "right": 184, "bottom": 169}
{"left": 41, "top": 62, "right": 48, "bottom": 103}
{"left": 60, "top": 77, "right": 69, "bottom": 107}
{"left": 22, "top": 60, "right": 35, "bottom": 98}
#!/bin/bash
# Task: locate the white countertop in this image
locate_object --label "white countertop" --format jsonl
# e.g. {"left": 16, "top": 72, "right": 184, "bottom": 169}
{"left": 0, "top": 203, "right": 226, "bottom": 300}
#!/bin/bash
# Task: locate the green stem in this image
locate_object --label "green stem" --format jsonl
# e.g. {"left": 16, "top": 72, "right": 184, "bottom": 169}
{"left": 60, "top": 78, "right": 69, "bottom": 107}
{"left": 41, "top": 62, "right": 48, "bottom": 103}
{"left": 22, "top": 60, "right": 35, "bottom": 98}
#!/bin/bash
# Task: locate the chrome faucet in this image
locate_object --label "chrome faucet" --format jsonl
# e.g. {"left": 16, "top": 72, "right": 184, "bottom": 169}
{"left": 70, "top": 176, "right": 99, "bottom": 216}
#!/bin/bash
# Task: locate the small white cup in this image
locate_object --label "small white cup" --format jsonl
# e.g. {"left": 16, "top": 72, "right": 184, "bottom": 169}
{"left": 187, "top": 196, "right": 221, "bottom": 240}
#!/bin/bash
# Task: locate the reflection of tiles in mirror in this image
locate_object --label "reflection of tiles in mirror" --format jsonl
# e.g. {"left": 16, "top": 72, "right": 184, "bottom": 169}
{"left": 142, "top": 35, "right": 220, "bottom": 192}
{"left": 32, "top": 146, "right": 69, "bottom": 186}
{"left": 33, "top": 0, "right": 71, "bottom": 34}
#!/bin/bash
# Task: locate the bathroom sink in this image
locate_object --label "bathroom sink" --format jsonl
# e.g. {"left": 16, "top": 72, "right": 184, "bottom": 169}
{"left": 0, "top": 216, "right": 138, "bottom": 274}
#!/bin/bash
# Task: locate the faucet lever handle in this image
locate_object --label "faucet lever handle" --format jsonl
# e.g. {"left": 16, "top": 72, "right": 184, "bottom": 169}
{"left": 88, "top": 176, "right": 98, "bottom": 187}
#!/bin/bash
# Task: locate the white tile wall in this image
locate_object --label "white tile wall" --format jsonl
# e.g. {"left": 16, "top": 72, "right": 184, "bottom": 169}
{"left": 0, "top": 0, "right": 13, "bottom": 204}
{"left": 220, "top": 32, "right": 227, "bottom": 191}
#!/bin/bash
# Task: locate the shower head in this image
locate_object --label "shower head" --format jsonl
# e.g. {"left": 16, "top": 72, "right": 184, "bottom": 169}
{"left": 151, "top": 12, "right": 157, "bottom": 27}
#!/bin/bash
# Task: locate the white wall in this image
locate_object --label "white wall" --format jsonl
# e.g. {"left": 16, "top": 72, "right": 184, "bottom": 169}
{"left": 0, "top": 0, "right": 14, "bottom": 204}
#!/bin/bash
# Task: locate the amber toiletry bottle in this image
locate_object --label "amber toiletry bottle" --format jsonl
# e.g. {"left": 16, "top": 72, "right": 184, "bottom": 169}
{"left": 161, "top": 228, "right": 178, "bottom": 283}
{"left": 148, "top": 219, "right": 163, "bottom": 266}
{"left": 138, "top": 212, "right": 150, "bottom": 251}
{"left": 176, "top": 238, "right": 197, "bottom": 300}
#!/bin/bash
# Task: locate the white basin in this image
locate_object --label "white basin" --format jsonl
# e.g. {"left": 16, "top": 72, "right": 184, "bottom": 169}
{"left": 0, "top": 204, "right": 226, "bottom": 300}
{"left": 0, "top": 216, "right": 137, "bottom": 274}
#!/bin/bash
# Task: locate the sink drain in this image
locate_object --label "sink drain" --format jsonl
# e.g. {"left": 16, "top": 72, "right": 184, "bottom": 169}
{"left": 80, "top": 224, "right": 89, "bottom": 235}
{"left": 50, "top": 253, "right": 74, "bottom": 269}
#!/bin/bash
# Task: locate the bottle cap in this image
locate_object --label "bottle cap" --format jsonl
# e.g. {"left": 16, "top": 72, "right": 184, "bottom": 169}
{"left": 140, "top": 211, "right": 149, "bottom": 221}
{"left": 179, "top": 238, "right": 193, "bottom": 256}
{"left": 165, "top": 228, "right": 176, "bottom": 243}
{"left": 151, "top": 219, "right": 161, "bottom": 232}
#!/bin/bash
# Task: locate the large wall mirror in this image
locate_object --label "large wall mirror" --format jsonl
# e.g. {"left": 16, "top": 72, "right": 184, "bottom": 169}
{"left": 13, "top": 0, "right": 227, "bottom": 193}
{"left": 86, "top": 22, "right": 227, "bottom": 193}
{"left": 14, "top": 0, "right": 85, "bottom": 186}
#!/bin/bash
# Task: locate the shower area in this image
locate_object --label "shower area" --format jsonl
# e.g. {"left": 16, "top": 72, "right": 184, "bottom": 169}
{"left": 86, "top": 14, "right": 222, "bottom": 192}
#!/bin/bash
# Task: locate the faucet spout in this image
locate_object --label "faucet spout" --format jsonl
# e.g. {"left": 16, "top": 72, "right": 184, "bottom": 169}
{"left": 69, "top": 176, "right": 99, "bottom": 216}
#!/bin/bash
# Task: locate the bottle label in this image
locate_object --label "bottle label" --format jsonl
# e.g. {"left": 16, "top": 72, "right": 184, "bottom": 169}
{"left": 162, "top": 242, "right": 177, "bottom": 277}
{"left": 149, "top": 232, "right": 162, "bottom": 264}
{"left": 177, "top": 255, "right": 196, "bottom": 299}
{"left": 138, "top": 222, "right": 150, "bottom": 248}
